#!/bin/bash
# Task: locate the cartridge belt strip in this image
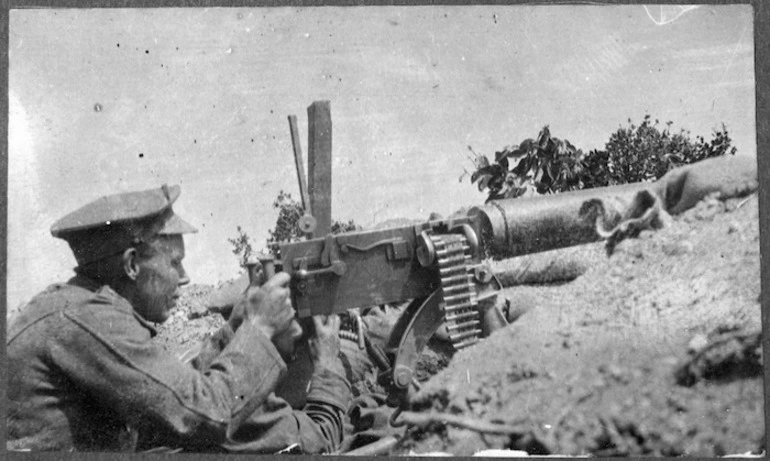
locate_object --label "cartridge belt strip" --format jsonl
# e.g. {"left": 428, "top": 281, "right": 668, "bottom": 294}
{"left": 431, "top": 233, "right": 481, "bottom": 350}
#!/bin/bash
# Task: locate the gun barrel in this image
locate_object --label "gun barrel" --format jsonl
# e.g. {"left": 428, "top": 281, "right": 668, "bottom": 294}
{"left": 468, "top": 182, "right": 653, "bottom": 258}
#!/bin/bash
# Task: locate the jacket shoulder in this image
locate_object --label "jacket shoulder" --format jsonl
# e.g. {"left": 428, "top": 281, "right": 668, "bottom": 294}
{"left": 8, "top": 283, "right": 145, "bottom": 345}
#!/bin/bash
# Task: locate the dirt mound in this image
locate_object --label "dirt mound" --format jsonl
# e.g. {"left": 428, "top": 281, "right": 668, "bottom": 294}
{"left": 399, "top": 194, "right": 763, "bottom": 456}
{"left": 156, "top": 284, "right": 224, "bottom": 359}
{"left": 675, "top": 326, "right": 762, "bottom": 387}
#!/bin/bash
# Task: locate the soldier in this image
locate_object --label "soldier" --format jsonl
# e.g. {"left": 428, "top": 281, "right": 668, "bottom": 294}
{"left": 6, "top": 185, "right": 351, "bottom": 453}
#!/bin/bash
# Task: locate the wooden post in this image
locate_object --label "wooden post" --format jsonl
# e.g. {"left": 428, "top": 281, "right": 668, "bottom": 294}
{"left": 307, "top": 101, "right": 332, "bottom": 237}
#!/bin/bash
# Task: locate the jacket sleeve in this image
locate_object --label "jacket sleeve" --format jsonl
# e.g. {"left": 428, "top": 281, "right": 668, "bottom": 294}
{"left": 186, "top": 323, "right": 236, "bottom": 371}
{"left": 139, "top": 310, "right": 352, "bottom": 453}
{"left": 186, "top": 323, "right": 353, "bottom": 453}
{"left": 222, "top": 364, "right": 352, "bottom": 454}
{"left": 53, "top": 295, "right": 286, "bottom": 450}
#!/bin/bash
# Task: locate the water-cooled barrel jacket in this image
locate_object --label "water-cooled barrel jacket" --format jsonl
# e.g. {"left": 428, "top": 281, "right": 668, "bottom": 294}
{"left": 6, "top": 275, "right": 351, "bottom": 453}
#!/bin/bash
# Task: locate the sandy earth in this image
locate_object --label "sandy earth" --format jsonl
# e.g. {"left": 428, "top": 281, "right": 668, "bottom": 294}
{"left": 158, "top": 192, "right": 763, "bottom": 456}
{"left": 400, "top": 193, "right": 763, "bottom": 456}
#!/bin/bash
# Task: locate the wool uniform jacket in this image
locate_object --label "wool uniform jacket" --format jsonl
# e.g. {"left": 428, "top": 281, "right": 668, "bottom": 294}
{"left": 6, "top": 275, "right": 351, "bottom": 453}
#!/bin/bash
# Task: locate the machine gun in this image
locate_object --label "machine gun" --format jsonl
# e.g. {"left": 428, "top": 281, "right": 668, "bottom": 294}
{"left": 242, "top": 213, "right": 508, "bottom": 409}
{"left": 264, "top": 180, "right": 655, "bottom": 399}
{"left": 229, "top": 101, "right": 660, "bottom": 413}
{"left": 279, "top": 214, "right": 506, "bottom": 399}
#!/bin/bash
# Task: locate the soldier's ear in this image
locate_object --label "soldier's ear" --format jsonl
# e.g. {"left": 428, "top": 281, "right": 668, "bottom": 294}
{"left": 122, "top": 248, "right": 140, "bottom": 281}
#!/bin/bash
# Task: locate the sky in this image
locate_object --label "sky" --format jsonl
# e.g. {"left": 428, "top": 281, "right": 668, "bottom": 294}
{"left": 7, "top": 4, "right": 756, "bottom": 309}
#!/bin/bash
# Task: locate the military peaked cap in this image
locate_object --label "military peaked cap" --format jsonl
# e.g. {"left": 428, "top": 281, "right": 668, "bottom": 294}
{"left": 51, "top": 184, "right": 198, "bottom": 265}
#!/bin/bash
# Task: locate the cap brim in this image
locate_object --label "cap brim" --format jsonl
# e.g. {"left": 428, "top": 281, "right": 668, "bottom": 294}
{"left": 157, "top": 212, "right": 198, "bottom": 235}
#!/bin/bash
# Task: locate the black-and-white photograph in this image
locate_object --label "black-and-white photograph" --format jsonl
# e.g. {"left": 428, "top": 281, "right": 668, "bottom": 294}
{"left": 6, "top": 3, "right": 764, "bottom": 456}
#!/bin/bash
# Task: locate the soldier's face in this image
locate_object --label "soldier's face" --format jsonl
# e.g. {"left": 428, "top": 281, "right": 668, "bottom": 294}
{"left": 134, "top": 235, "right": 190, "bottom": 323}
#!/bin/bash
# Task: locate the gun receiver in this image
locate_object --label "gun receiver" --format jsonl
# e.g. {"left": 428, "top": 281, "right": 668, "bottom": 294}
{"left": 284, "top": 217, "right": 470, "bottom": 308}
{"left": 279, "top": 214, "right": 506, "bottom": 399}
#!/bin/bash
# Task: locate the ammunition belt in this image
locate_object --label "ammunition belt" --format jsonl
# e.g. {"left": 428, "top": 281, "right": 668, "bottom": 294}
{"left": 430, "top": 233, "right": 481, "bottom": 350}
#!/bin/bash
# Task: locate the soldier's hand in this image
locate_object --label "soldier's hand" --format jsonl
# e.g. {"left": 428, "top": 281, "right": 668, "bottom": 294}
{"left": 238, "top": 272, "right": 295, "bottom": 340}
{"left": 308, "top": 315, "right": 344, "bottom": 373}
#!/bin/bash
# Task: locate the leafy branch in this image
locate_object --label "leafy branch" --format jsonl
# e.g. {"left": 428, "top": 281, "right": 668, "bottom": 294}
{"left": 228, "top": 190, "right": 360, "bottom": 266}
{"left": 470, "top": 116, "right": 736, "bottom": 203}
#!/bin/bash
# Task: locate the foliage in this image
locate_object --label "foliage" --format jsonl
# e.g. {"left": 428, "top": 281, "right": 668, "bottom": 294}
{"left": 266, "top": 190, "right": 305, "bottom": 253}
{"left": 265, "top": 190, "right": 360, "bottom": 258}
{"left": 227, "top": 225, "right": 254, "bottom": 268}
{"left": 470, "top": 116, "right": 737, "bottom": 202}
{"left": 582, "top": 115, "right": 737, "bottom": 188}
{"left": 228, "top": 190, "right": 360, "bottom": 266}
{"left": 469, "top": 126, "right": 585, "bottom": 202}
{"left": 331, "top": 219, "right": 360, "bottom": 235}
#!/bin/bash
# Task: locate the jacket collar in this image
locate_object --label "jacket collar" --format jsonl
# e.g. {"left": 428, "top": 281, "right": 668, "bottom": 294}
{"left": 67, "top": 275, "right": 159, "bottom": 336}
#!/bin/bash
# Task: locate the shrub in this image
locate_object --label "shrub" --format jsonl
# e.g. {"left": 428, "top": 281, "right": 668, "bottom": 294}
{"left": 228, "top": 190, "right": 360, "bottom": 266}
{"left": 470, "top": 126, "right": 585, "bottom": 202}
{"left": 581, "top": 115, "right": 737, "bottom": 188}
{"left": 266, "top": 190, "right": 306, "bottom": 253}
{"left": 227, "top": 225, "right": 254, "bottom": 268}
{"left": 471, "top": 115, "right": 736, "bottom": 202}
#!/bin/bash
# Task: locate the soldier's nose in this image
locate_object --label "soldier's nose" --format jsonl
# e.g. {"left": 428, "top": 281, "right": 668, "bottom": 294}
{"left": 178, "top": 266, "right": 191, "bottom": 286}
